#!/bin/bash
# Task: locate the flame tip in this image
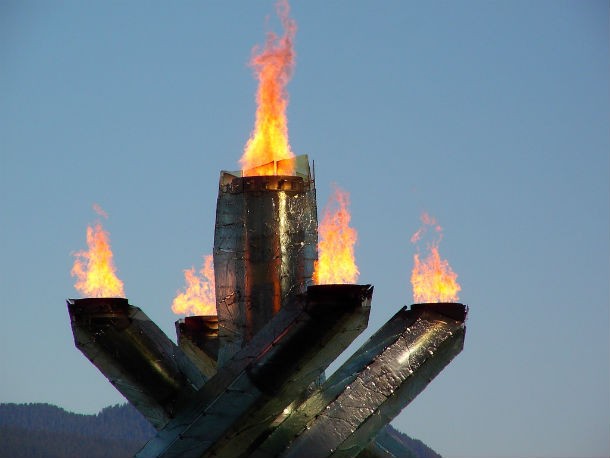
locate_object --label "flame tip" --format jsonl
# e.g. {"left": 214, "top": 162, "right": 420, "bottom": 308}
{"left": 172, "top": 254, "right": 216, "bottom": 316}
{"left": 92, "top": 203, "right": 109, "bottom": 219}
{"left": 314, "top": 187, "right": 359, "bottom": 285}
{"left": 239, "top": 0, "right": 297, "bottom": 176}
{"left": 72, "top": 217, "right": 125, "bottom": 298}
{"left": 410, "top": 213, "right": 460, "bottom": 303}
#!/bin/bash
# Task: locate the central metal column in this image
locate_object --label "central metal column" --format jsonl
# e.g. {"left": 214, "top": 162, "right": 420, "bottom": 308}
{"left": 213, "top": 156, "right": 318, "bottom": 366}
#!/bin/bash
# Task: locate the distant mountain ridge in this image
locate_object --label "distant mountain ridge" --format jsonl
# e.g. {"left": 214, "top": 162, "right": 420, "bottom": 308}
{"left": 0, "top": 403, "right": 154, "bottom": 458}
{"left": 0, "top": 403, "right": 441, "bottom": 457}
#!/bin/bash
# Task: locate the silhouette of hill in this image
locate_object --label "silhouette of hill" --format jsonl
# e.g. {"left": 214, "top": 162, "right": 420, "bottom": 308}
{"left": 0, "top": 403, "right": 154, "bottom": 458}
{"left": 0, "top": 403, "right": 442, "bottom": 457}
{"left": 376, "top": 425, "right": 443, "bottom": 458}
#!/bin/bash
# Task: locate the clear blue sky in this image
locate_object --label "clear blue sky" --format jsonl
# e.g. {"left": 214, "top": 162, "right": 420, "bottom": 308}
{"left": 1, "top": 2, "right": 608, "bottom": 457}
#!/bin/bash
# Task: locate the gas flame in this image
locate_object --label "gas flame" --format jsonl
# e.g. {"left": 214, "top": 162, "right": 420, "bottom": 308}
{"left": 172, "top": 255, "right": 217, "bottom": 316}
{"left": 410, "top": 213, "right": 460, "bottom": 303}
{"left": 71, "top": 205, "right": 125, "bottom": 298}
{"left": 313, "top": 186, "right": 359, "bottom": 284}
{"left": 240, "top": 0, "right": 296, "bottom": 176}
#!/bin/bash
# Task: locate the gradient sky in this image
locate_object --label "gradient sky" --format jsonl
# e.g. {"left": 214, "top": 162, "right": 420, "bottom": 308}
{"left": 1, "top": 2, "right": 608, "bottom": 457}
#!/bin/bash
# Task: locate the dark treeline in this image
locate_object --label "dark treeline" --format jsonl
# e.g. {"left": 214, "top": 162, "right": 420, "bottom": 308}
{"left": 0, "top": 403, "right": 154, "bottom": 458}
{"left": 0, "top": 403, "right": 442, "bottom": 458}
{"left": 377, "top": 425, "right": 443, "bottom": 458}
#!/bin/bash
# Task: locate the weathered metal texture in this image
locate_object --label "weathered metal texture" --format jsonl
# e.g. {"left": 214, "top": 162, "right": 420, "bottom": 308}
{"left": 136, "top": 284, "right": 372, "bottom": 458}
{"left": 67, "top": 298, "right": 207, "bottom": 430}
{"left": 213, "top": 155, "right": 318, "bottom": 366}
{"left": 175, "top": 315, "right": 219, "bottom": 379}
{"left": 252, "top": 303, "right": 467, "bottom": 458}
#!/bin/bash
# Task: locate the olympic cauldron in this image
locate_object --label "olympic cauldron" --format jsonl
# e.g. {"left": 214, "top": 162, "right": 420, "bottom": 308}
{"left": 67, "top": 155, "right": 467, "bottom": 457}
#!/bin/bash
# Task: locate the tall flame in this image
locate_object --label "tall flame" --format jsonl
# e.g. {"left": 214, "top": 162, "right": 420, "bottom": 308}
{"left": 240, "top": 0, "right": 296, "bottom": 176}
{"left": 313, "top": 186, "right": 359, "bottom": 284}
{"left": 410, "top": 213, "right": 460, "bottom": 303}
{"left": 172, "top": 254, "right": 217, "bottom": 316}
{"left": 71, "top": 205, "right": 125, "bottom": 298}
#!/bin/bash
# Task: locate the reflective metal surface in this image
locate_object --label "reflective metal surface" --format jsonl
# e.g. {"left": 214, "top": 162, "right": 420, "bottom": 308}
{"left": 67, "top": 298, "right": 207, "bottom": 429}
{"left": 67, "top": 153, "right": 469, "bottom": 458}
{"left": 136, "top": 285, "right": 372, "bottom": 458}
{"left": 175, "top": 315, "right": 219, "bottom": 378}
{"left": 252, "top": 303, "right": 467, "bottom": 458}
{"left": 213, "top": 155, "right": 318, "bottom": 366}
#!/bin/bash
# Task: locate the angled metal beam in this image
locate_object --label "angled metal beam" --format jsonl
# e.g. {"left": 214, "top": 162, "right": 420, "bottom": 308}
{"left": 67, "top": 298, "right": 207, "bottom": 430}
{"left": 136, "top": 285, "right": 372, "bottom": 458}
{"left": 175, "top": 315, "right": 219, "bottom": 379}
{"left": 252, "top": 303, "right": 467, "bottom": 458}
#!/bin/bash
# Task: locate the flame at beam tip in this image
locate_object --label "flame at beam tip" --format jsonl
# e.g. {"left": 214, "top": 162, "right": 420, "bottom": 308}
{"left": 410, "top": 212, "right": 460, "bottom": 303}
{"left": 313, "top": 185, "right": 359, "bottom": 285}
{"left": 172, "top": 254, "right": 217, "bottom": 316}
{"left": 71, "top": 206, "right": 125, "bottom": 298}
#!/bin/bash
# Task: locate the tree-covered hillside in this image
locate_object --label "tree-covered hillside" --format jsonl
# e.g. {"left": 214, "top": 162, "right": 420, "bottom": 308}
{"left": 0, "top": 403, "right": 442, "bottom": 457}
{"left": 0, "top": 403, "right": 154, "bottom": 458}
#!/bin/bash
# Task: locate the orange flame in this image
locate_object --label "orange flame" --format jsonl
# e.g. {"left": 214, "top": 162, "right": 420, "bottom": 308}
{"left": 240, "top": 0, "right": 296, "bottom": 176}
{"left": 71, "top": 205, "right": 125, "bottom": 298}
{"left": 313, "top": 186, "right": 359, "bottom": 284}
{"left": 172, "top": 255, "right": 217, "bottom": 316}
{"left": 410, "top": 213, "right": 460, "bottom": 303}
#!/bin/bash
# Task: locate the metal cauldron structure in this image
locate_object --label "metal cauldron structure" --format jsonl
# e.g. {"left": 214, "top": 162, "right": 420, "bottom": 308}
{"left": 67, "top": 155, "right": 467, "bottom": 457}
